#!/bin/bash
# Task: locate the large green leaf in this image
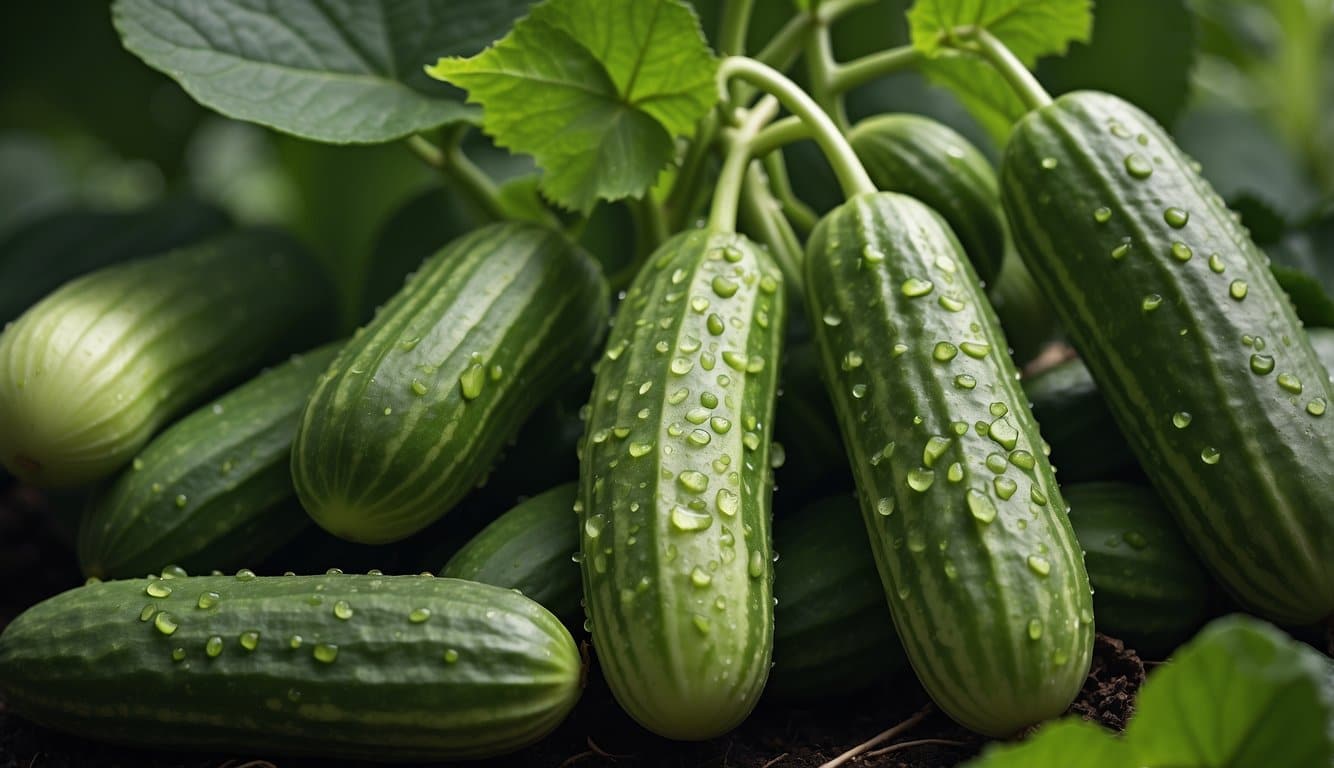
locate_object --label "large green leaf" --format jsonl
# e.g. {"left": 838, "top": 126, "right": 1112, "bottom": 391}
{"left": 426, "top": 0, "right": 718, "bottom": 213}
{"left": 1126, "top": 614, "right": 1334, "bottom": 767}
{"left": 962, "top": 720, "right": 1134, "bottom": 768}
{"left": 112, "top": 0, "right": 530, "bottom": 144}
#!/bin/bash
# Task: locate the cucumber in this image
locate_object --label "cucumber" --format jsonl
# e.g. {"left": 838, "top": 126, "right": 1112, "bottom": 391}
{"left": 441, "top": 483, "right": 581, "bottom": 622}
{"left": 291, "top": 222, "right": 608, "bottom": 545}
{"left": 0, "top": 228, "right": 335, "bottom": 488}
{"left": 0, "top": 198, "right": 231, "bottom": 323}
{"left": 769, "top": 495, "right": 905, "bottom": 699}
{"left": 1022, "top": 357, "right": 1138, "bottom": 483}
{"left": 1063, "top": 483, "right": 1214, "bottom": 656}
{"left": 804, "top": 191, "right": 1093, "bottom": 737}
{"left": 0, "top": 574, "right": 581, "bottom": 761}
{"left": 78, "top": 343, "right": 343, "bottom": 580}
{"left": 578, "top": 229, "right": 785, "bottom": 740}
{"left": 1000, "top": 91, "right": 1334, "bottom": 624}
{"left": 849, "top": 114, "right": 1005, "bottom": 285}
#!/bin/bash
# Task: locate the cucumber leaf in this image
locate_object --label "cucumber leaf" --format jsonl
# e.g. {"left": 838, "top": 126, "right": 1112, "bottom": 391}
{"left": 426, "top": 0, "right": 718, "bottom": 213}
{"left": 906, "top": 0, "right": 1092, "bottom": 144}
{"left": 961, "top": 719, "right": 1134, "bottom": 768}
{"left": 1126, "top": 614, "right": 1334, "bottom": 768}
{"left": 112, "top": 0, "right": 529, "bottom": 144}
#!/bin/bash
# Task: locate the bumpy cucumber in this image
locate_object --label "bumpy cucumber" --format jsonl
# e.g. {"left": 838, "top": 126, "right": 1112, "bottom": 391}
{"left": 849, "top": 114, "right": 1005, "bottom": 285}
{"left": 0, "top": 574, "right": 580, "bottom": 761}
{"left": 805, "top": 192, "right": 1093, "bottom": 736}
{"left": 0, "top": 198, "right": 230, "bottom": 323}
{"left": 1001, "top": 91, "right": 1334, "bottom": 624}
{"left": 1063, "top": 483, "right": 1214, "bottom": 656}
{"left": 578, "top": 230, "right": 785, "bottom": 740}
{"left": 78, "top": 343, "right": 343, "bottom": 580}
{"left": 0, "top": 228, "right": 334, "bottom": 487}
{"left": 292, "top": 222, "right": 608, "bottom": 544}
{"left": 769, "top": 495, "right": 904, "bottom": 699}
{"left": 441, "top": 483, "right": 581, "bottom": 621}
{"left": 1023, "top": 357, "right": 1138, "bottom": 483}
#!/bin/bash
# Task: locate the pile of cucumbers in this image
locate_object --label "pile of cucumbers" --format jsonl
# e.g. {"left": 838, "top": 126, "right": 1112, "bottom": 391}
{"left": 1, "top": 13, "right": 1332, "bottom": 768}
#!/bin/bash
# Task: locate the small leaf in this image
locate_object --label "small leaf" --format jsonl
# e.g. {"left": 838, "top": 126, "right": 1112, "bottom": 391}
{"left": 427, "top": 0, "right": 718, "bottom": 213}
{"left": 1126, "top": 614, "right": 1334, "bottom": 768}
{"left": 920, "top": 55, "right": 1029, "bottom": 145}
{"left": 113, "top": 0, "right": 530, "bottom": 144}
{"left": 961, "top": 719, "right": 1135, "bottom": 768}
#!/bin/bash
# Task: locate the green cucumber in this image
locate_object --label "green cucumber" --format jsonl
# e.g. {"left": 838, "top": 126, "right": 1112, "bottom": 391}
{"left": 292, "top": 222, "right": 608, "bottom": 545}
{"left": 769, "top": 495, "right": 904, "bottom": 699}
{"left": 1063, "top": 483, "right": 1214, "bottom": 656}
{"left": 78, "top": 343, "right": 343, "bottom": 580}
{"left": 849, "top": 114, "right": 1005, "bottom": 285}
{"left": 0, "top": 228, "right": 335, "bottom": 488}
{"left": 0, "top": 574, "right": 580, "bottom": 761}
{"left": 441, "top": 483, "right": 581, "bottom": 622}
{"left": 1022, "top": 357, "right": 1138, "bottom": 483}
{"left": 805, "top": 191, "right": 1093, "bottom": 737}
{"left": 578, "top": 229, "right": 785, "bottom": 740}
{"left": 1001, "top": 91, "right": 1334, "bottom": 624}
{"left": 0, "top": 198, "right": 231, "bottom": 323}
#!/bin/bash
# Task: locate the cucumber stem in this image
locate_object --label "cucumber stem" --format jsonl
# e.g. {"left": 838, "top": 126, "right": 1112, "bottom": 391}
{"left": 718, "top": 57, "right": 876, "bottom": 199}
{"left": 829, "top": 45, "right": 921, "bottom": 95}
{"left": 405, "top": 131, "right": 509, "bottom": 223}
{"left": 738, "top": 161, "right": 806, "bottom": 298}
{"left": 718, "top": 0, "right": 755, "bottom": 57}
{"left": 708, "top": 96, "right": 780, "bottom": 232}
{"left": 749, "top": 116, "right": 810, "bottom": 159}
{"left": 807, "top": 18, "right": 850, "bottom": 132}
{"left": 761, "top": 151, "right": 818, "bottom": 235}
{"left": 959, "top": 27, "right": 1053, "bottom": 111}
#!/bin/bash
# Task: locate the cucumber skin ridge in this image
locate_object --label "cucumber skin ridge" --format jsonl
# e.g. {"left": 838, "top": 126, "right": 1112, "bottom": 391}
{"left": 291, "top": 222, "right": 609, "bottom": 545}
{"left": 578, "top": 229, "right": 785, "bottom": 741}
{"left": 804, "top": 191, "right": 1093, "bottom": 737}
{"left": 1000, "top": 91, "right": 1334, "bottom": 624}
{"left": 0, "top": 228, "right": 335, "bottom": 488}
{"left": 0, "top": 574, "right": 581, "bottom": 762}
{"left": 78, "top": 342, "right": 344, "bottom": 580}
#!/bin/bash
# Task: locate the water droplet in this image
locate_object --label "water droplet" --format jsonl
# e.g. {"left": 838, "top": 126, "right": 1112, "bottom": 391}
{"left": 1040, "top": 157, "right": 1059, "bottom": 169}
{"left": 288, "top": 635, "right": 304, "bottom": 649}
{"left": 960, "top": 341, "right": 990, "bottom": 359}
{"left": 923, "top": 436, "right": 951, "bottom": 467}
{"left": 1172, "top": 411, "right": 1192, "bottom": 428}
{"left": 1111, "top": 241, "right": 1132, "bottom": 261}
{"left": 205, "top": 636, "right": 224, "bottom": 658}
{"left": 933, "top": 342, "right": 958, "bottom": 362}
{"left": 906, "top": 467, "right": 935, "bottom": 492}
{"left": 145, "top": 581, "right": 172, "bottom": 599}
{"left": 1164, "top": 208, "right": 1189, "bottom": 228}
{"left": 851, "top": 383, "right": 868, "bottom": 399}
{"left": 710, "top": 416, "right": 732, "bottom": 434}
{"left": 671, "top": 506, "right": 712, "bottom": 532}
{"left": 670, "top": 358, "right": 693, "bottom": 376}
{"left": 906, "top": 527, "right": 927, "bottom": 552}
{"left": 677, "top": 470, "right": 709, "bottom": 494}
{"left": 197, "top": 591, "right": 220, "bottom": 609}
{"left": 1308, "top": 398, "right": 1327, "bottom": 416}
{"left": 891, "top": 343, "right": 908, "bottom": 357}
{"left": 1277, "top": 373, "right": 1303, "bottom": 394}
{"left": 993, "top": 477, "right": 1018, "bottom": 500}
{"left": 1209, "top": 253, "right": 1225, "bottom": 273}
{"left": 138, "top": 605, "right": 156, "bottom": 622}
{"left": 1093, "top": 207, "right": 1112, "bottom": 223}
{"left": 132, "top": 458, "right": 144, "bottom": 471}
{"left": 333, "top": 600, "right": 353, "bottom": 620}
{"left": 690, "top": 567, "right": 712, "bottom": 588}
{"left": 1200, "top": 446, "right": 1221, "bottom": 465}
{"left": 876, "top": 497, "right": 895, "bottom": 516}
{"left": 1124, "top": 154, "right": 1153, "bottom": 178}
{"left": 822, "top": 309, "right": 842, "bottom": 326}
{"left": 1229, "top": 280, "right": 1248, "bottom": 300}
{"left": 1142, "top": 294, "right": 1163, "bottom": 312}
{"left": 712, "top": 276, "right": 739, "bottom": 298}
{"left": 901, "top": 278, "right": 934, "bottom": 297}
{"left": 1170, "top": 242, "right": 1193, "bottom": 262}
{"left": 716, "top": 489, "right": 739, "bottom": 517}
{"left": 748, "top": 550, "right": 764, "bottom": 578}
{"left": 722, "top": 350, "right": 748, "bottom": 372}
{"left": 239, "top": 631, "right": 260, "bottom": 651}
{"left": 154, "top": 612, "right": 179, "bottom": 636}
{"left": 171, "top": 648, "right": 186, "bottom": 662}
{"left": 1010, "top": 450, "right": 1036, "bottom": 470}
{"left": 313, "top": 643, "right": 339, "bottom": 663}
{"left": 1027, "top": 555, "right": 1051, "bottom": 577}
{"left": 1027, "top": 619, "right": 1044, "bottom": 640}
{"left": 1123, "top": 531, "right": 1148, "bottom": 550}
{"left": 687, "top": 428, "right": 711, "bottom": 446}
{"left": 1250, "top": 354, "right": 1275, "bottom": 375}
{"left": 938, "top": 296, "right": 965, "bottom": 312}
{"left": 988, "top": 418, "right": 1019, "bottom": 450}
{"left": 841, "top": 350, "right": 864, "bottom": 370}
{"left": 947, "top": 462, "right": 964, "bottom": 483}
{"left": 383, "top": 407, "right": 393, "bottom": 416}
{"left": 584, "top": 514, "right": 608, "bottom": 540}
{"left": 952, "top": 374, "right": 977, "bottom": 391}
{"left": 985, "top": 453, "right": 1007, "bottom": 474}
{"left": 1030, "top": 485, "right": 1048, "bottom": 505}
{"left": 967, "top": 489, "right": 997, "bottom": 523}
{"left": 459, "top": 364, "right": 485, "bottom": 400}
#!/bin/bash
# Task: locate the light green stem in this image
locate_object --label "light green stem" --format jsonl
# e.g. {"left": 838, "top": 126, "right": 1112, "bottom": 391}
{"left": 708, "top": 97, "right": 780, "bottom": 232}
{"left": 664, "top": 113, "right": 719, "bottom": 233}
{"left": 718, "top": 57, "right": 876, "bottom": 199}
{"left": 961, "top": 27, "right": 1052, "bottom": 111}
{"left": 762, "top": 151, "right": 818, "bottom": 235}
{"left": 405, "top": 132, "right": 508, "bottom": 222}
{"left": 719, "top": 0, "right": 755, "bottom": 56}
{"left": 749, "top": 116, "right": 810, "bottom": 159}
{"left": 739, "top": 161, "right": 805, "bottom": 298}
{"left": 807, "top": 16, "right": 850, "bottom": 132}
{"left": 830, "top": 45, "right": 921, "bottom": 95}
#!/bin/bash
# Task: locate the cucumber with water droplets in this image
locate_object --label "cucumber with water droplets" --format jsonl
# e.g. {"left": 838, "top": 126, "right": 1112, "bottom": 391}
{"left": 0, "top": 574, "right": 581, "bottom": 761}
{"left": 805, "top": 191, "right": 1093, "bottom": 737}
{"left": 291, "top": 222, "right": 608, "bottom": 545}
{"left": 0, "top": 228, "right": 335, "bottom": 488}
{"left": 78, "top": 343, "right": 343, "bottom": 580}
{"left": 441, "top": 483, "right": 581, "bottom": 621}
{"left": 1001, "top": 91, "right": 1334, "bottom": 624}
{"left": 1022, "top": 357, "right": 1138, "bottom": 483}
{"left": 578, "top": 229, "right": 785, "bottom": 740}
{"left": 1064, "top": 483, "right": 1215, "bottom": 656}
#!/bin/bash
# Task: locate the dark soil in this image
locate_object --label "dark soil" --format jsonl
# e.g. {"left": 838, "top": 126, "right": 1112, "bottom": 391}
{"left": 0, "top": 482, "right": 1144, "bottom": 768}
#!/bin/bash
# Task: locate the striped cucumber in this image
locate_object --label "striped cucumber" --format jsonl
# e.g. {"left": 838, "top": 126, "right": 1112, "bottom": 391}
{"left": 292, "top": 222, "right": 608, "bottom": 544}
{"left": 769, "top": 495, "right": 904, "bottom": 699}
{"left": 78, "top": 343, "right": 343, "bottom": 580}
{"left": 805, "top": 192, "right": 1093, "bottom": 736}
{"left": 0, "top": 574, "right": 581, "bottom": 761}
{"left": 0, "top": 228, "right": 335, "bottom": 487}
{"left": 1001, "top": 91, "right": 1334, "bottom": 624}
{"left": 849, "top": 114, "right": 1005, "bottom": 284}
{"left": 441, "top": 483, "right": 581, "bottom": 622}
{"left": 578, "top": 229, "right": 785, "bottom": 740}
{"left": 1023, "top": 357, "right": 1138, "bottom": 483}
{"left": 1063, "top": 483, "right": 1215, "bottom": 656}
